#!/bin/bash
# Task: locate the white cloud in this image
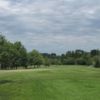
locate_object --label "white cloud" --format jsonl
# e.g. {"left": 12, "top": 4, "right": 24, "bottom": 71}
{"left": 0, "top": 0, "right": 100, "bottom": 53}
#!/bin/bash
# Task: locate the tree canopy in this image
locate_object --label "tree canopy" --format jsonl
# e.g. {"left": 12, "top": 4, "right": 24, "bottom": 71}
{"left": 0, "top": 34, "right": 100, "bottom": 69}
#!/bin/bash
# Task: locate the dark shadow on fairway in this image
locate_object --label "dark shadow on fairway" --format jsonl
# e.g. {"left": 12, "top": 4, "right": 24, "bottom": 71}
{"left": 0, "top": 80, "right": 13, "bottom": 85}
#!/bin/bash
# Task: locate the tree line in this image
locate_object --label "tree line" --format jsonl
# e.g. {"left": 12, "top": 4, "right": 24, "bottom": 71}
{"left": 0, "top": 34, "right": 100, "bottom": 69}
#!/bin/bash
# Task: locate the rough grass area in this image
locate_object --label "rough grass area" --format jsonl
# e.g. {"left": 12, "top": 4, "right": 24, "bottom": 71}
{"left": 0, "top": 65, "right": 100, "bottom": 100}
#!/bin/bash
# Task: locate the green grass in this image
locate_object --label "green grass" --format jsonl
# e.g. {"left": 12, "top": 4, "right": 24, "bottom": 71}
{"left": 0, "top": 65, "right": 100, "bottom": 100}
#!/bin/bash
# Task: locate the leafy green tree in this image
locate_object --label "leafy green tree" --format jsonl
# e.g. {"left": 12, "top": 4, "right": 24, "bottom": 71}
{"left": 44, "top": 57, "right": 51, "bottom": 67}
{"left": 94, "top": 56, "right": 100, "bottom": 68}
{"left": 90, "top": 49, "right": 100, "bottom": 57}
{"left": 14, "top": 42, "right": 28, "bottom": 69}
{"left": 28, "top": 50, "right": 44, "bottom": 68}
{"left": 76, "top": 58, "right": 88, "bottom": 65}
{"left": 1, "top": 34, "right": 100, "bottom": 70}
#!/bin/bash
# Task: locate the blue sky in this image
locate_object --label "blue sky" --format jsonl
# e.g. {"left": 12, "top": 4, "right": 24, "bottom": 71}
{"left": 0, "top": 0, "right": 100, "bottom": 53}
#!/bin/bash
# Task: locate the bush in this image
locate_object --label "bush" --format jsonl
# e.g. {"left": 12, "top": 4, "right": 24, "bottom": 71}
{"left": 94, "top": 56, "right": 100, "bottom": 68}
{"left": 76, "top": 58, "right": 88, "bottom": 65}
{"left": 63, "top": 58, "right": 75, "bottom": 65}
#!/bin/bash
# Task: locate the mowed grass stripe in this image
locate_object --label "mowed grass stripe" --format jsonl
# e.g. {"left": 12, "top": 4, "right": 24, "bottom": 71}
{"left": 0, "top": 65, "right": 100, "bottom": 100}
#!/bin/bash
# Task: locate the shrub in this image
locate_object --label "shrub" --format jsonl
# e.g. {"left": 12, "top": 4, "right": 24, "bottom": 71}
{"left": 94, "top": 56, "right": 100, "bottom": 68}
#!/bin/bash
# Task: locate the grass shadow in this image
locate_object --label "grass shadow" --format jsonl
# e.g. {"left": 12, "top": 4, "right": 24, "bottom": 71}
{"left": 0, "top": 80, "right": 13, "bottom": 85}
